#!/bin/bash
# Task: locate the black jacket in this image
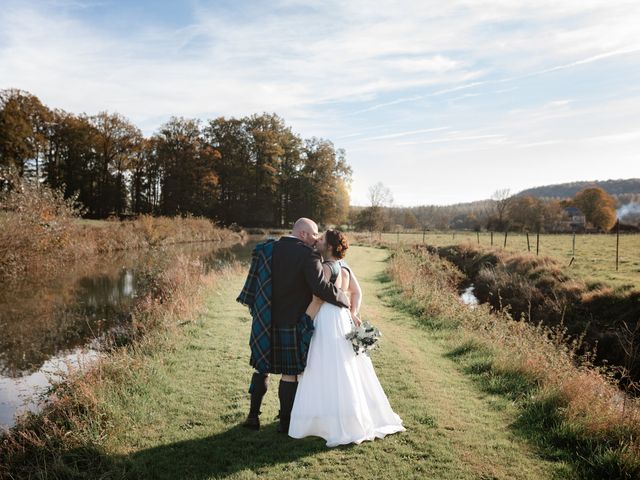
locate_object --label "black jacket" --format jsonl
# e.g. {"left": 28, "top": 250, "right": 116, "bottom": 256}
{"left": 271, "top": 236, "right": 346, "bottom": 326}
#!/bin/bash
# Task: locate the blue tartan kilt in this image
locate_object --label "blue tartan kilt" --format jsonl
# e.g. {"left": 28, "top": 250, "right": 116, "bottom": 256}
{"left": 271, "top": 314, "right": 315, "bottom": 375}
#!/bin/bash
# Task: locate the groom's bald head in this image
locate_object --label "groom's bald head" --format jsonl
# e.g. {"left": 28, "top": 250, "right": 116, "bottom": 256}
{"left": 292, "top": 218, "right": 319, "bottom": 247}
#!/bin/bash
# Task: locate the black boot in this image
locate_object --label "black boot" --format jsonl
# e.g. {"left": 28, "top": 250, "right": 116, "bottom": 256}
{"left": 242, "top": 372, "right": 268, "bottom": 430}
{"left": 277, "top": 380, "right": 298, "bottom": 434}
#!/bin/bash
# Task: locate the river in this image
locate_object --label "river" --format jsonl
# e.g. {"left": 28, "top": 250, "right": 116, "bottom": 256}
{"left": 0, "top": 238, "right": 259, "bottom": 429}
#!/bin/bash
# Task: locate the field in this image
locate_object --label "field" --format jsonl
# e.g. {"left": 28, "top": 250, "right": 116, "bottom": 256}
{"left": 365, "top": 231, "right": 640, "bottom": 287}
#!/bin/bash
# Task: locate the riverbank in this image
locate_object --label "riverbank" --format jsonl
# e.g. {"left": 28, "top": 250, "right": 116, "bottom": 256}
{"left": 389, "top": 246, "right": 640, "bottom": 478}
{"left": 426, "top": 243, "right": 640, "bottom": 385}
{"left": 2, "top": 245, "right": 605, "bottom": 479}
{"left": 0, "top": 179, "right": 244, "bottom": 284}
{"left": 0, "top": 253, "right": 245, "bottom": 478}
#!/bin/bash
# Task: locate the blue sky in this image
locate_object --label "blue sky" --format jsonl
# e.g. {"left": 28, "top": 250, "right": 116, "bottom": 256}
{"left": 1, "top": 0, "right": 639, "bottom": 205}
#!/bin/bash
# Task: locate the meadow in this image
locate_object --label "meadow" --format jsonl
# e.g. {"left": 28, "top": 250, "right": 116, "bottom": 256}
{"left": 365, "top": 230, "right": 640, "bottom": 287}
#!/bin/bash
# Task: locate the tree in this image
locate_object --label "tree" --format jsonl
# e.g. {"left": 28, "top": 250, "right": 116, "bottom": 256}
{"left": 574, "top": 187, "right": 617, "bottom": 231}
{"left": 355, "top": 206, "right": 385, "bottom": 232}
{"left": 90, "top": 112, "right": 142, "bottom": 216}
{"left": 156, "top": 117, "right": 220, "bottom": 217}
{"left": 44, "top": 111, "right": 99, "bottom": 213}
{"left": 355, "top": 182, "right": 393, "bottom": 231}
{"left": 204, "top": 117, "right": 255, "bottom": 224}
{"left": 368, "top": 182, "right": 393, "bottom": 208}
{"left": 507, "top": 196, "right": 543, "bottom": 232}
{"left": 403, "top": 210, "right": 419, "bottom": 229}
{"left": 296, "top": 138, "right": 352, "bottom": 226}
{"left": 487, "top": 188, "right": 513, "bottom": 231}
{"left": 0, "top": 89, "right": 51, "bottom": 184}
{"left": 0, "top": 90, "right": 353, "bottom": 224}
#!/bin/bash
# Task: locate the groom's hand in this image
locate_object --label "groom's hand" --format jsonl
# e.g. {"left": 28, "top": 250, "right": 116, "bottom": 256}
{"left": 337, "top": 290, "right": 351, "bottom": 309}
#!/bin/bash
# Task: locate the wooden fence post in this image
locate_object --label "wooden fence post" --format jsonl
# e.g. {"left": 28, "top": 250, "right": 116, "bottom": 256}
{"left": 490, "top": 231, "right": 494, "bottom": 246}
{"left": 503, "top": 231, "right": 508, "bottom": 248}
{"left": 616, "top": 220, "right": 620, "bottom": 272}
{"left": 526, "top": 232, "right": 530, "bottom": 252}
{"left": 477, "top": 231, "right": 480, "bottom": 244}
{"left": 536, "top": 232, "right": 540, "bottom": 256}
{"left": 422, "top": 228, "right": 426, "bottom": 244}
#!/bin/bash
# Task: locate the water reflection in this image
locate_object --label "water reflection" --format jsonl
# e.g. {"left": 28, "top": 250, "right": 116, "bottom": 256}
{"left": 460, "top": 285, "right": 479, "bottom": 307}
{"left": 0, "top": 238, "right": 258, "bottom": 429}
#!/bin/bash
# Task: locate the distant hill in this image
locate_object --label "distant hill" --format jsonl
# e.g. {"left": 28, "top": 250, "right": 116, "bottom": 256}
{"left": 517, "top": 179, "right": 640, "bottom": 199}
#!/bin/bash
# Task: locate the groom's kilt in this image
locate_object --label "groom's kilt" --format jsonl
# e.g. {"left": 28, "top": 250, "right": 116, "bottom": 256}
{"left": 271, "top": 313, "right": 314, "bottom": 375}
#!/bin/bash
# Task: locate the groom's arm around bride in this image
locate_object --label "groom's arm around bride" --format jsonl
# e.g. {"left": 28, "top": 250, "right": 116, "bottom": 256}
{"left": 239, "top": 218, "right": 349, "bottom": 432}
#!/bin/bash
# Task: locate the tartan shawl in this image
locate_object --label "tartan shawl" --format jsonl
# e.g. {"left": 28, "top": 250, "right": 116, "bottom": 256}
{"left": 237, "top": 239, "right": 275, "bottom": 374}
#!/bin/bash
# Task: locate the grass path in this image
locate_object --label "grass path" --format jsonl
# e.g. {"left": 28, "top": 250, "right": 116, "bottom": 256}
{"left": 108, "top": 246, "right": 572, "bottom": 479}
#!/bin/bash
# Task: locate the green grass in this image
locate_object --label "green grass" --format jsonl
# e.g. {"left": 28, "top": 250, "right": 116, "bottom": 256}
{"left": 370, "top": 231, "right": 640, "bottom": 287}
{"left": 80, "top": 246, "right": 578, "bottom": 479}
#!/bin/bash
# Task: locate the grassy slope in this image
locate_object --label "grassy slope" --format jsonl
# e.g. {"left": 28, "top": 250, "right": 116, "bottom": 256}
{"left": 103, "top": 246, "right": 573, "bottom": 479}
{"left": 374, "top": 231, "right": 640, "bottom": 288}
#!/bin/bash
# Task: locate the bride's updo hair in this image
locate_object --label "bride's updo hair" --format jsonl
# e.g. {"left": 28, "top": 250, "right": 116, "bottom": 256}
{"left": 325, "top": 229, "right": 349, "bottom": 259}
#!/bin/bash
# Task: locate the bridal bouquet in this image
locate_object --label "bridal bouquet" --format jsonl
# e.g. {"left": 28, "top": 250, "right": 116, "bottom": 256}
{"left": 345, "top": 319, "right": 382, "bottom": 356}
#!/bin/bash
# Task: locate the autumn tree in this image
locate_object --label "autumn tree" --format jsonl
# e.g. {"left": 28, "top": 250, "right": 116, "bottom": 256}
{"left": 574, "top": 187, "right": 617, "bottom": 231}
{"left": 89, "top": 112, "right": 142, "bottom": 216}
{"left": 156, "top": 117, "right": 220, "bottom": 217}
{"left": 295, "top": 137, "right": 351, "bottom": 226}
{"left": 44, "top": 111, "right": 97, "bottom": 211}
{"left": 403, "top": 210, "right": 419, "bottom": 229}
{"left": 204, "top": 117, "right": 255, "bottom": 224}
{"left": 0, "top": 89, "right": 51, "bottom": 184}
{"left": 507, "top": 196, "right": 544, "bottom": 232}
{"left": 0, "top": 89, "right": 353, "bottom": 225}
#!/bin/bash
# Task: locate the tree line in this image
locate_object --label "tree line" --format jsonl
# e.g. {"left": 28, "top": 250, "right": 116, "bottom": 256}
{"left": 352, "top": 183, "right": 627, "bottom": 233}
{"left": 0, "top": 89, "right": 351, "bottom": 226}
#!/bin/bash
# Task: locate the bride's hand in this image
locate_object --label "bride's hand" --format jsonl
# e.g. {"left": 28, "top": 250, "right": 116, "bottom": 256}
{"left": 351, "top": 312, "right": 362, "bottom": 327}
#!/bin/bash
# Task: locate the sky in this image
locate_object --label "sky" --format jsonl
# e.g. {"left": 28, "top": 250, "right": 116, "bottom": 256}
{"left": 1, "top": 0, "right": 639, "bottom": 206}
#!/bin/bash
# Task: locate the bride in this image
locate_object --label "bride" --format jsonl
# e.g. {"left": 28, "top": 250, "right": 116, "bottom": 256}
{"left": 288, "top": 230, "right": 405, "bottom": 447}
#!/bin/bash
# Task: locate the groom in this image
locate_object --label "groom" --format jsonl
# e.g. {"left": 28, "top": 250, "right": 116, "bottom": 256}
{"left": 237, "top": 218, "right": 350, "bottom": 433}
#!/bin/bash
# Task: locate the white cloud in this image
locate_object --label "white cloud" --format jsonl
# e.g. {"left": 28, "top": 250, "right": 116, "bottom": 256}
{"left": 1, "top": 0, "right": 639, "bottom": 205}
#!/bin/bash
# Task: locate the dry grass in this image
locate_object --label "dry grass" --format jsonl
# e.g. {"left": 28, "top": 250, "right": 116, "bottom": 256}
{"left": 421, "top": 243, "right": 640, "bottom": 385}
{"left": 0, "top": 251, "right": 244, "bottom": 479}
{"left": 0, "top": 179, "right": 244, "bottom": 283}
{"left": 388, "top": 247, "right": 640, "bottom": 477}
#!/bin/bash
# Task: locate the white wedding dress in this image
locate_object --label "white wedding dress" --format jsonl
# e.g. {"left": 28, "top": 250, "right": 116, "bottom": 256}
{"left": 289, "top": 301, "right": 405, "bottom": 447}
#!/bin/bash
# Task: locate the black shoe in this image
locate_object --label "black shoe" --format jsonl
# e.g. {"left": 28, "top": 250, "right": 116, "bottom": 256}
{"left": 276, "top": 410, "right": 287, "bottom": 434}
{"left": 243, "top": 372, "right": 268, "bottom": 430}
{"left": 242, "top": 415, "right": 260, "bottom": 431}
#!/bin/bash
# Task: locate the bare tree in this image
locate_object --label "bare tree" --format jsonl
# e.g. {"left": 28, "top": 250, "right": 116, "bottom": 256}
{"left": 491, "top": 188, "right": 513, "bottom": 227}
{"left": 368, "top": 182, "right": 393, "bottom": 208}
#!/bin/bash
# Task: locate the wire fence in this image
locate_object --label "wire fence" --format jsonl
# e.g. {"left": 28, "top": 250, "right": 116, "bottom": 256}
{"left": 359, "top": 229, "right": 640, "bottom": 285}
